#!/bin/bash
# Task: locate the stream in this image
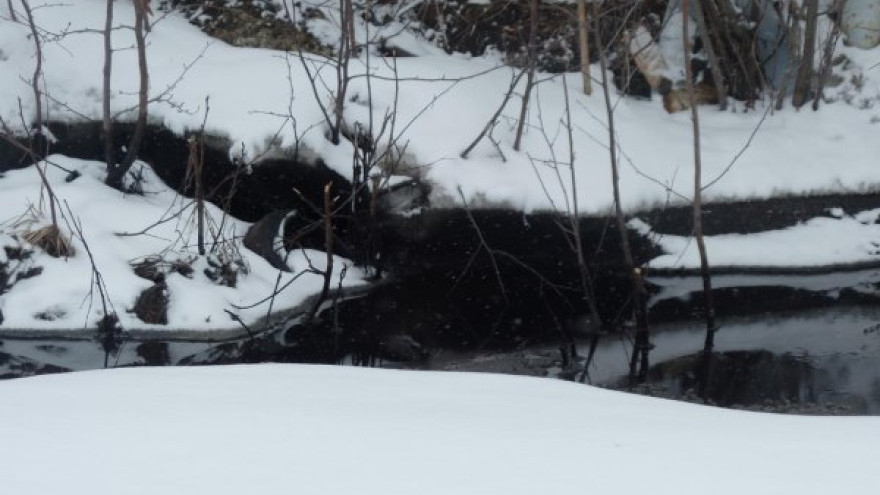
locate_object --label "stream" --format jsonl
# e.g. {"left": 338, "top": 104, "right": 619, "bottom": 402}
{"left": 3, "top": 123, "right": 880, "bottom": 414}
{"left": 3, "top": 272, "right": 879, "bottom": 415}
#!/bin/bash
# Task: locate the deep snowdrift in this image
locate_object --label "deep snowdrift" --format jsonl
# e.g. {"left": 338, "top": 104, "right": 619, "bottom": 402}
{"left": 1, "top": 364, "right": 877, "bottom": 494}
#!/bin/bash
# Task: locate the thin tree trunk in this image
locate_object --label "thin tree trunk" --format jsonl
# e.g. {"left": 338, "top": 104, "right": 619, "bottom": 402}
{"left": 562, "top": 72, "right": 604, "bottom": 376}
{"left": 103, "top": 0, "right": 115, "bottom": 174}
{"left": 593, "top": 2, "right": 651, "bottom": 382}
{"left": 793, "top": 0, "right": 818, "bottom": 107}
{"left": 120, "top": 1, "right": 149, "bottom": 171}
{"left": 21, "top": 0, "right": 41, "bottom": 135}
{"left": 21, "top": 0, "right": 57, "bottom": 229}
{"left": 692, "top": 0, "right": 728, "bottom": 110}
{"left": 563, "top": 73, "right": 604, "bottom": 381}
{"left": 776, "top": 3, "right": 801, "bottom": 110}
{"left": 7, "top": 0, "right": 17, "bottom": 21}
{"left": 513, "top": 0, "right": 538, "bottom": 152}
{"left": 683, "top": 0, "right": 717, "bottom": 400}
{"left": 322, "top": 181, "right": 334, "bottom": 301}
{"left": 188, "top": 137, "right": 205, "bottom": 255}
{"left": 576, "top": 0, "right": 592, "bottom": 95}
{"left": 307, "top": 182, "right": 336, "bottom": 323}
{"left": 107, "top": 0, "right": 150, "bottom": 188}
{"left": 812, "top": 0, "right": 842, "bottom": 110}
{"left": 332, "top": 0, "right": 354, "bottom": 145}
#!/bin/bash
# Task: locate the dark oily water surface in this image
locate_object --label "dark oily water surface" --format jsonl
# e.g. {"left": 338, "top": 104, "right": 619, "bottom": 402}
{"left": 395, "top": 303, "right": 880, "bottom": 415}
{"left": 2, "top": 279, "right": 880, "bottom": 415}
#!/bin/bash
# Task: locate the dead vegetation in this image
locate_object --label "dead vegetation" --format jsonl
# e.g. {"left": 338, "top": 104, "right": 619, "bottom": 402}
{"left": 21, "top": 224, "right": 74, "bottom": 258}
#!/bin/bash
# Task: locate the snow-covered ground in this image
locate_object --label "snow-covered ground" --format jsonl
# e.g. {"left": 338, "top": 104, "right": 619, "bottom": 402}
{"left": 1, "top": 363, "right": 878, "bottom": 494}
{"left": 2, "top": 4, "right": 880, "bottom": 489}
{"left": 0, "top": 157, "right": 366, "bottom": 332}
{"left": 635, "top": 211, "right": 880, "bottom": 270}
{"left": 1, "top": 0, "right": 879, "bottom": 213}
{"left": 2, "top": 1, "right": 880, "bottom": 326}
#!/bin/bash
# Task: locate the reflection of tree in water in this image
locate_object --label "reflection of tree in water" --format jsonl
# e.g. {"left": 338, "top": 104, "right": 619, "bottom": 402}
{"left": 870, "top": 378, "right": 880, "bottom": 404}
{"left": 0, "top": 349, "right": 69, "bottom": 379}
{"left": 648, "top": 350, "right": 818, "bottom": 407}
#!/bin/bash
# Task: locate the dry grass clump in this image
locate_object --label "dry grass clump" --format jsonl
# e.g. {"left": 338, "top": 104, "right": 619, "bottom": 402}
{"left": 21, "top": 224, "right": 75, "bottom": 258}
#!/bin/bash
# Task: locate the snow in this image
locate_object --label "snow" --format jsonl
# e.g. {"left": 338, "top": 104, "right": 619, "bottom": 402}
{"left": 0, "top": 363, "right": 878, "bottom": 494}
{"left": 1, "top": 0, "right": 879, "bottom": 215}
{"left": 2, "top": 4, "right": 880, "bottom": 489}
{"left": 649, "top": 269, "right": 880, "bottom": 304}
{"left": 2, "top": 1, "right": 880, "bottom": 325}
{"left": 635, "top": 212, "right": 880, "bottom": 270}
{"left": 0, "top": 157, "right": 366, "bottom": 332}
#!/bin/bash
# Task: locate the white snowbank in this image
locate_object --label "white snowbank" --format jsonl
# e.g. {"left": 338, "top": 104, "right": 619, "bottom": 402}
{"left": 0, "top": 157, "right": 365, "bottom": 331}
{"left": 2, "top": 0, "right": 879, "bottom": 215}
{"left": 635, "top": 212, "right": 880, "bottom": 270}
{"left": 0, "top": 364, "right": 877, "bottom": 494}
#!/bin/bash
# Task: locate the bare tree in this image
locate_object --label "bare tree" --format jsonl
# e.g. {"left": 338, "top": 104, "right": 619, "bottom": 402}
{"left": 102, "top": 0, "right": 115, "bottom": 174}
{"left": 811, "top": 0, "right": 843, "bottom": 110}
{"left": 105, "top": 0, "right": 151, "bottom": 190}
{"left": 576, "top": 0, "right": 592, "bottom": 95}
{"left": 558, "top": 74, "right": 605, "bottom": 373}
{"left": 776, "top": 1, "right": 802, "bottom": 110}
{"left": 513, "top": 0, "right": 539, "bottom": 151}
{"left": 792, "top": 0, "right": 818, "bottom": 107}
{"left": 592, "top": 3, "right": 652, "bottom": 382}
{"left": 691, "top": 0, "right": 728, "bottom": 110}
{"left": 18, "top": 0, "right": 64, "bottom": 244}
{"left": 682, "top": 0, "right": 717, "bottom": 399}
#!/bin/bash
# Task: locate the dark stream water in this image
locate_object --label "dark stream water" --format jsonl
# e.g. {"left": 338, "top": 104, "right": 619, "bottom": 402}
{"left": 3, "top": 276, "right": 880, "bottom": 414}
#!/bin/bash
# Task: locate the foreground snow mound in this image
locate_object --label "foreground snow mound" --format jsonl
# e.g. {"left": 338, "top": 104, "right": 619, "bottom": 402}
{"left": 0, "top": 364, "right": 877, "bottom": 494}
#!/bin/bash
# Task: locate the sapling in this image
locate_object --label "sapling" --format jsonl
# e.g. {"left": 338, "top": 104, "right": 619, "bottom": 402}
{"left": 682, "top": 0, "right": 718, "bottom": 399}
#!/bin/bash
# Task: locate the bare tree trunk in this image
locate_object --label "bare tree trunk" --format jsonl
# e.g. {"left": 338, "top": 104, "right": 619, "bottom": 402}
{"left": 683, "top": 0, "right": 717, "bottom": 400}
{"left": 776, "top": 2, "right": 801, "bottom": 110}
{"left": 119, "top": 0, "right": 148, "bottom": 182}
{"left": 513, "top": 0, "right": 539, "bottom": 152}
{"left": 322, "top": 181, "right": 335, "bottom": 300}
{"left": 307, "top": 182, "right": 336, "bottom": 322}
{"left": 7, "top": 0, "right": 17, "bottom": 21}
{"left": 812, "top": 0, "right": 843, "bottom": 110}
{"left": 21, "top": 0, "right": 41, "bottom": 138}
{"left": 593, "top": 2, "right": 651, "bottom": 382}
{"left": 692, "top": 0, "right": 728, "bottom": 110}
{"left": 105, "top": 0, "right": 150, "bottom": 190}
{"left": 102, "top": 0, "right": 115, "bottom": 175}
{"left": 793, "top": 0, "right": 818, "bottom": 107}
{"left": 332, "top": 0, "right": 355, "bottom": 145}
{"left": 576, "top": 0, "right": 592, "bottom": 95}
{"left": 21, "top": 0, "right": 58, "bottom": 229}
{"left": 187, "top": 136, "right": 206, "bottom": 255}
{"left": 562, "top": 72, "right": 604, "bottom": 374}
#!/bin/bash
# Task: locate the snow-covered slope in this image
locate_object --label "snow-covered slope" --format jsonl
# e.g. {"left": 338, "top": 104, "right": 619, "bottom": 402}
{"left": 3, "top": 0, "right": 880, "bottom": 332}
{"left": 1, "top": 363, "right": 877, "bottom": 494}
{"left": 1, "top": 0, "right": 879, "bottom": 214}
{"left": 0, "top": 157, "right": 365, "bottom": 332}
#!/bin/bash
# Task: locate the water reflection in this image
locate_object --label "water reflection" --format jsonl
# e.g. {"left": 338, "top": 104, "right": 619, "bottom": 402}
{"left": 582, "top": 305, "right": 880, "bottom": 413}
{"left": 1, "top": 304, "right": 879, "bottom": 414}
